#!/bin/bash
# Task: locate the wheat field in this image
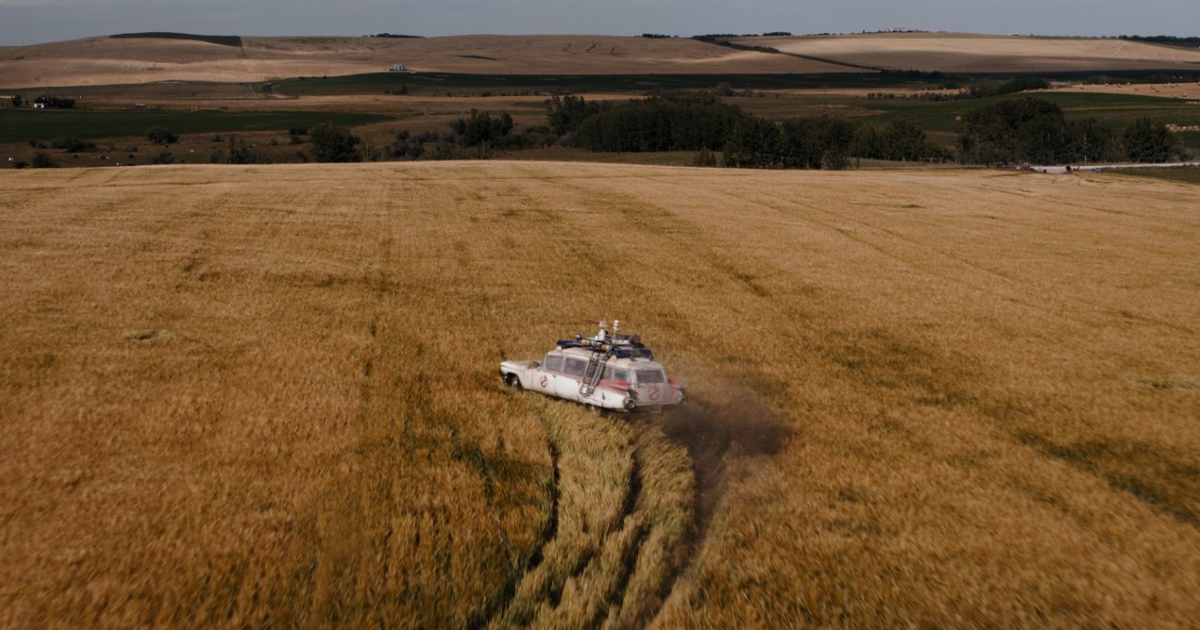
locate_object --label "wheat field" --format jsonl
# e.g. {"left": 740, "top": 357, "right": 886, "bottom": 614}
{"left": 2, "top": 161, "right": 1199, "bottom": 628}
{"left": 0, "top": 34, "right": 852, "bottom": 88}
{"left": 741, "top": 32, "right": 1200, "bottom": 73}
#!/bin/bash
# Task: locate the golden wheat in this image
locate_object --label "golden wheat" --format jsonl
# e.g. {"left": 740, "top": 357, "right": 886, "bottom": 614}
{"left": 2, "top": 162, "right": 1199, "bottom": 628}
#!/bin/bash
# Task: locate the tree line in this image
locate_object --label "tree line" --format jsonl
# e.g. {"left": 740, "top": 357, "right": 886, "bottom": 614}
{"left": 10, "top": 95, "right": 76, "bottom": 109}
{"left": 549, "top": 93, "right": 948, "bottom": 168}
{"left": 329, "top": 93, "right": 1185, "bottom": 168}
{"left": 958, "top": 97, "right": 1180, "bottom": 165}
{"left": 549, "top": 93, "right": 1183, "bottom": 168}
{"left": 16, "top": 92, "right": 1180, "bottom": 169}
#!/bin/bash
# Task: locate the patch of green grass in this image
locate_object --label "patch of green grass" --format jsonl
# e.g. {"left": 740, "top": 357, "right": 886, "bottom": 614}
{"left": 1110, "top": 166, "right": 1200, "bottom": 184}
{"left": 275, "top": 72, "right": 946, "bottom": 96}
{"left": 866, "top": 91, "right": 1200, "bottom": 133}
{"left": 0, "top": 109, "right": 392, "bottom": 143}
{"left": 1183, "top": 131, "right": 1200, "bottom": 150}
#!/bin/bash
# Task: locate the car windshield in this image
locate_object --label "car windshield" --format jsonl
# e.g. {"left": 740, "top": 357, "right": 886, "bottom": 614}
{"left": 635, "top": 369, "right": 666, "bottom": 384}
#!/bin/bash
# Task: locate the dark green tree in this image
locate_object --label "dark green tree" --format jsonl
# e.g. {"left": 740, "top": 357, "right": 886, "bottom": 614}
{"left": 851, "top": 124, "right": 882, "bottom": 160}
{"left": 545, "top": 95, "right": 609, "bottom": 137}
{"left": 958, "top": 98, "right": 1070, "bottom": 164}
{"left": 575, "top": 95, "right": 746, "bottom": 152}
{"left": 310, "top": 123, "right": 363, "bottom": 162}
{"left": 779, "top": 116, "right": 856, "bottom": 169}
{"left": 882, "top": 118, "right": 933, "bottom": 161}
{"left": 723, "top": 117, "right": 781, "bottom": 168}
{"left": 1122, "top": 118, "right": 1179, "bottom": 163}
{"left": 451, "top": 110, "right": 516, "bottom": 148}
{"left": 1015, "top": 114, "right": 1069, "bottom": 165}
{"left": 1066, "top": 118, "right": 1118, "bottom": 164}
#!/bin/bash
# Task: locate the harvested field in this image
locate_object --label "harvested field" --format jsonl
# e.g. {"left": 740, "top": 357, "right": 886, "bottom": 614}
{"left": 1054, "top": 81, "right": 1200, "bottom": 101}
{"left": 2, "top": 162, "right": 1199, "bottom": 628}
{"left": 0, "top": 34, "right": 856, "bottom": 88}
{"left": 739, "top": 32, "right": 1200, "bottom": 73}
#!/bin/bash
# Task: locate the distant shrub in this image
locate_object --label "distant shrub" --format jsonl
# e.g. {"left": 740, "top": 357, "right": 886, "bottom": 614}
{"left": 389, "top": 130, "right": 425, "bottom": 159}
{"left": 31, "top": 152, "right": 57, "bottom": 168}
{"left": 51, "top": 137, "right": 95, "bottom": 153}
{"left": 227, "top": 135, "right": 271, "bottom": 164}
{"left": 147, "top": 126, "right": 179, "bottom": 145}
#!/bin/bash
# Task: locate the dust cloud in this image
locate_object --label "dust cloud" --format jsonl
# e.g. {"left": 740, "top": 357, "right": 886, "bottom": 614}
{"left": 654, "top": 390, "right": 791, "bottom": 535}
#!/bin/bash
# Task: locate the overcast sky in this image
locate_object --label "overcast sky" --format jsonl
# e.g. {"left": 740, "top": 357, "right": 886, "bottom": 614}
{"left": 2, "top": 0, "right": 1199, "bottom": 46}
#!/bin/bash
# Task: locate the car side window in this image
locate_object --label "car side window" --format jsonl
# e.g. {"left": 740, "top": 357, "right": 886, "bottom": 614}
{"left": 603, "top": 366, "right": 631, "bottom": 382}
{"left": 564, "top": 357, "right": 587, "bottom": 377}
{"left": 544, "top": 355, "right": 564, "bottom": 372}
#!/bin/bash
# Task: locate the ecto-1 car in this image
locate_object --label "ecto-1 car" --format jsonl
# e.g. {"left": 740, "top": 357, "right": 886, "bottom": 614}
{"left": 500, "top": 321, "right": 685, "bottom": 412}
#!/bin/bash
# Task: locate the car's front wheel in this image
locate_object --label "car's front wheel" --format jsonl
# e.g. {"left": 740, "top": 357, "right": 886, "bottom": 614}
{"left": 504, "top": 373, "right": 522, "bottom": 389}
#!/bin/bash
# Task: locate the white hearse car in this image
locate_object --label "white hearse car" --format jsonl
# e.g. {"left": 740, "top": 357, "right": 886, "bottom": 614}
{"left": 500, "top": 321, "right": 685, "bottom": 412}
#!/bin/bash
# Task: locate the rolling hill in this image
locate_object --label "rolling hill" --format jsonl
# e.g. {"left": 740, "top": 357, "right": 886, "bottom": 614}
{"left": 0, "top": 33, "right": 856, "bottom": 88}
{"left": 6, "top": 31, "right": 1200, "bottom": 90}
{"left": 736, "top": 31, "right": 1200, "bottom": 73}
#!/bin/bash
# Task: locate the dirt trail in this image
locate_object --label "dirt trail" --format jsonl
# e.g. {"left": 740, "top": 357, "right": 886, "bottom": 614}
{"left": 478, "top": 392, "right": 781, "bottom": 630}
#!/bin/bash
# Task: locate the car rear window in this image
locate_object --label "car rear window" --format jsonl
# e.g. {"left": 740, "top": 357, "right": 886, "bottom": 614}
{"left": 636, "top": 369, "right": 665, "bottom": 384}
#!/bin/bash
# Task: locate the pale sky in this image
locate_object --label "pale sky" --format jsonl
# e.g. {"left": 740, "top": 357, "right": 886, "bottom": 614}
{"left": 2, "top": 0, "right": 1198, "bottom": 47}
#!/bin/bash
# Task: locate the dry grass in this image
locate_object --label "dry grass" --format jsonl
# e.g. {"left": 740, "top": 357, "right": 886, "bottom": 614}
{"left": 742, "top": 32, "right": 1200, "bottom": 73}
{"left": 2, "top": 162, "right": 1199, "bottom": 628}
{"left": 0, "top": 34, "right": 853, "bottom": 88}
{"left": 1051, "top": 82, "right": 1200, "bottom": 100}
{"left": 9, "top": 31, "right": 1200, "bottom": 90}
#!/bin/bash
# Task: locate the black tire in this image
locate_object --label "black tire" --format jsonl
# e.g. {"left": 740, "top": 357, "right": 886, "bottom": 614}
{"left": 504, "top": 373, "right": 522, "bottom": 389}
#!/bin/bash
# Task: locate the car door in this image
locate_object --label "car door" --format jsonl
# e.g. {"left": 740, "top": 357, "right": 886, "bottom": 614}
{"left": 556, "top": 356, "right": 588, "bottom": 401}
{"left": 535, "top": 353, "right": 562, "bottom": 394}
